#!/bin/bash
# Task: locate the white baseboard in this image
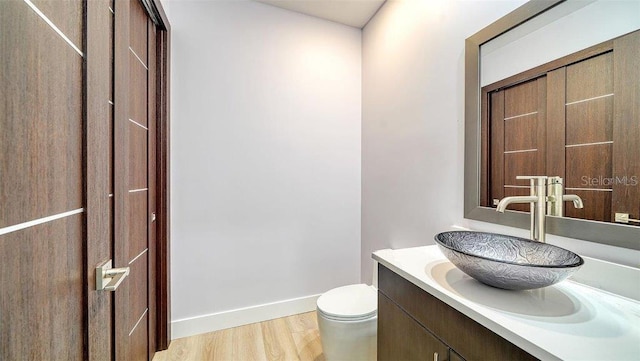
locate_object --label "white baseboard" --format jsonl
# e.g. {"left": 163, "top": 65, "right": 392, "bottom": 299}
{"left": 171, "top": 294, "right": 321, "bottom": 340}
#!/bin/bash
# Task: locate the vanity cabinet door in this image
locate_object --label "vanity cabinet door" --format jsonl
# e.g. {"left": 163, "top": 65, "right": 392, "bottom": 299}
{"left": 378, "top": 292, "right": 449, "bottom": 361}
{"left": 378, "top": 265, "right": 537, "bottom": 361}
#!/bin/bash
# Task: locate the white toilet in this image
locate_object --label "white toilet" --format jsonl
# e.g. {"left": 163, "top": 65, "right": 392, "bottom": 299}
{"left": 316, "top": 283, "right": 378, "bottom": 361}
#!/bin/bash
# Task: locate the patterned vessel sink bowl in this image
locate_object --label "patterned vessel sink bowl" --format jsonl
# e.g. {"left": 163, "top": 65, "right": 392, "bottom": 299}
{"left": 434, "top": 231, "right": 584, "bottom": 290}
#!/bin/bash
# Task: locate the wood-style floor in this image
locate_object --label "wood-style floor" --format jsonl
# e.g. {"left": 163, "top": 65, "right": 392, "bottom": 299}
{"left": 153, "top": 311, "right": 325, "bottom": 361}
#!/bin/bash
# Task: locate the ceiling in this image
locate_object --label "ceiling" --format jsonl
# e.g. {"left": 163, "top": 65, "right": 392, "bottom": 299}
{"left": 256, "top": 0, "right": 386, "bottom": 28}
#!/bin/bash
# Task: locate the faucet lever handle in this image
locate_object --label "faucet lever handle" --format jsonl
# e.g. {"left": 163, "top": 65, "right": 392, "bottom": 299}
{"left": 516, "top": 175, "right": 548, "bottom": 180}
{"left": 516, "top": 175, "right": 548, "bottom": 187}
{"left": 547, "top": 176, "right": 563, "bottom": 185}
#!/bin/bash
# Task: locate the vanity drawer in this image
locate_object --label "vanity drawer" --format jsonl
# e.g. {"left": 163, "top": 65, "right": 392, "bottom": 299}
{"left": 378, "top": 265, "right": 537, "bottom": 361}
{"left": 378, "top": 292, "right": 449, "bottom": 361}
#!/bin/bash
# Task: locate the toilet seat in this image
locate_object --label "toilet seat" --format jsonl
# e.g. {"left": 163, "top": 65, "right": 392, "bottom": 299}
{"left": 317, "top": 284, "right": 377, "bottom": 322}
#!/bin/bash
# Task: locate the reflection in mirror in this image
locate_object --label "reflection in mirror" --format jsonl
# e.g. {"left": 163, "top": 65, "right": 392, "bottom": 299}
{"left": 464, "top": 0, "right": 640, "bottom": 250}
{"left": 481, "top": 30, "right": 640, "bottom": 224}
{"left": 480, "top": 0, "right": 640, "bottom": 87}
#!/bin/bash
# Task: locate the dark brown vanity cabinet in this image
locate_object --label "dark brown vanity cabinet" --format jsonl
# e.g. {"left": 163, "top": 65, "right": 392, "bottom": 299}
{"left": 377, "top": 265, "right": 538, "bottom": 361}
{"left": 378, "top": 294, "right": 448, "bottom": 360}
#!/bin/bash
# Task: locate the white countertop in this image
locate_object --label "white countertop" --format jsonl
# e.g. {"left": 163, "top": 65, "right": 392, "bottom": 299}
{"left": 373, "top": 245, "right": 640, "bottom": 361}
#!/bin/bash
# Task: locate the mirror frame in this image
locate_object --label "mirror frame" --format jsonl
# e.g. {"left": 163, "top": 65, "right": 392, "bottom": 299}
{"left": 464, "top": 0, "right": 640, "bottom": 250}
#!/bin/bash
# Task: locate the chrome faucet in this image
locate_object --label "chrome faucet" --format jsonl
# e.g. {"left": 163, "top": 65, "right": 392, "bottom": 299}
{"left": 546, "top": 176, "right": 584, "bottom": 216}
{"left": 496, "top": 176, "right": 584, "bottom": 243}
{"left": 496, "top": 176, "right": 548, "bottom": 242}
{"left": 563, "top": 194, "right": 584, "bottom": 209}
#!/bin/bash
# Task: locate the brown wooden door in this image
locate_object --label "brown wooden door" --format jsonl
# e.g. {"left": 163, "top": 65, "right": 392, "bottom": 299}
{"left": 2, "top": 0, "right": 169, "bottom": 359}
{"left": 113, "top": 0, "right": 159, "bottom": 359}
{"left": 1, "top": 0, "right": 86, "bottom": 359}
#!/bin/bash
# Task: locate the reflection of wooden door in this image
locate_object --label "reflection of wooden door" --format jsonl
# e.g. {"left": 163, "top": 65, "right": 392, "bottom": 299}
{"left": 488, "top": 78, "right": 547, "bottom": 212}
{"left": 547, "top": 31, "right": 640, "bottom": 223}
{"left": 547, "top": 52, "right": 614, "bottom": 221}
{"left": 612, "top": 31, "right": 640, "bottom": 226}
{"left": 1, "top": 0, "right": 170, "bottom": 359}
{"left": 484, "top": 30, "right": 639, "bottom": 225}
{"left": 113, "top": 0, "right": 159, "bottom": 359}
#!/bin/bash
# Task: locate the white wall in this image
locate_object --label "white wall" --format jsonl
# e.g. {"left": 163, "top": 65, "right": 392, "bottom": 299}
{"left": 361, "top": 0, "right": 640, "bottom": 284}
{"left": 165, "top": 0, "right": 361, "bottom": 335}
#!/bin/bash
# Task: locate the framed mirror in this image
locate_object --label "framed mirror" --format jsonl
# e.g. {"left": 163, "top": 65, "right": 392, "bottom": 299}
{"left": 464, "top": 0, "right": 640, "bottom": 250}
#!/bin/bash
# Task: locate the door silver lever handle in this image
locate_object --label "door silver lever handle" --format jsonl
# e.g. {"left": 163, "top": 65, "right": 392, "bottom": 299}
{"left": 96, "top": 259, "right": 130, "bottom": 291}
